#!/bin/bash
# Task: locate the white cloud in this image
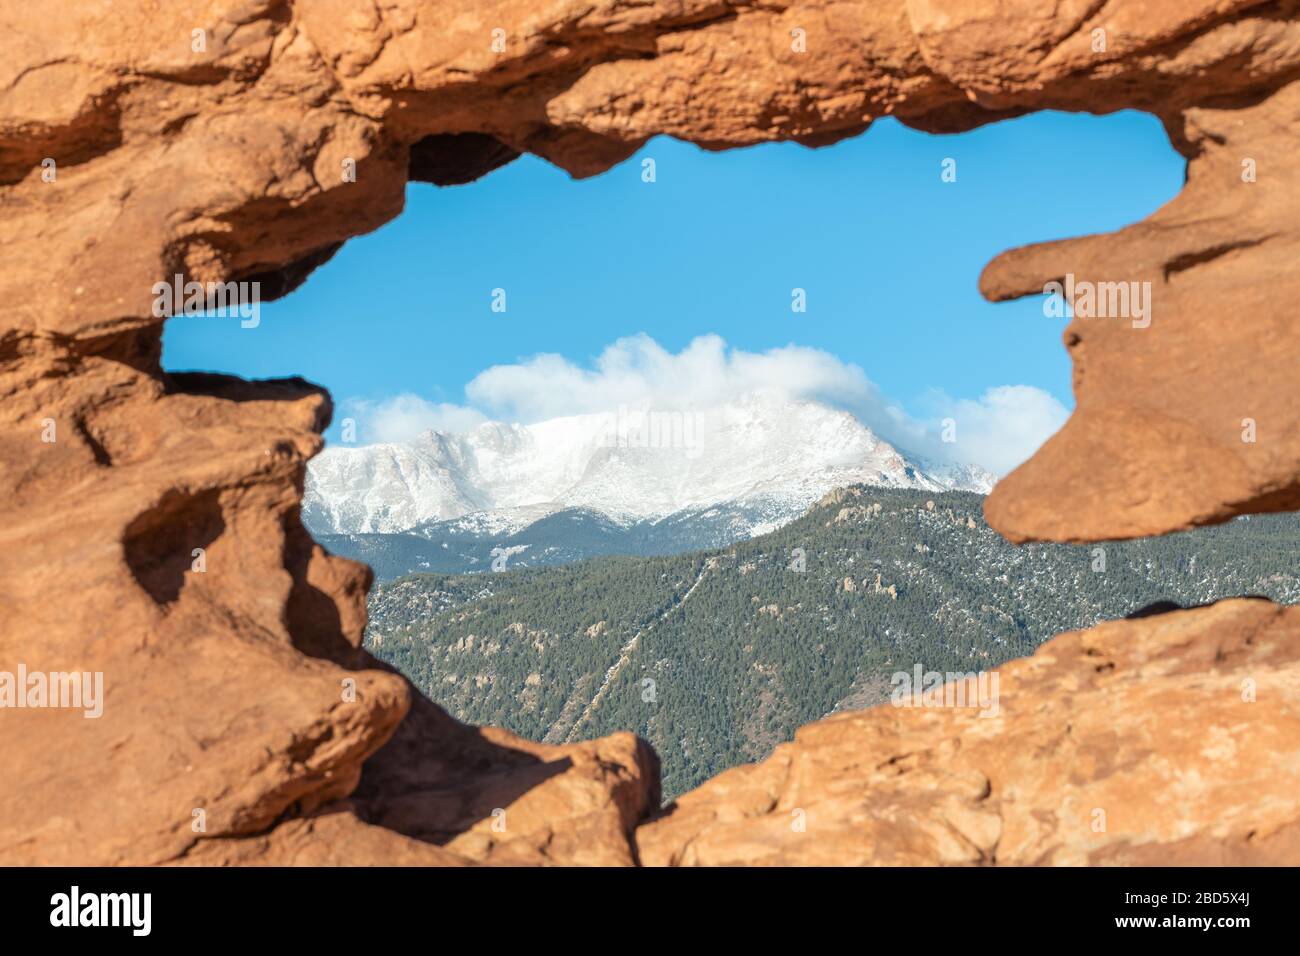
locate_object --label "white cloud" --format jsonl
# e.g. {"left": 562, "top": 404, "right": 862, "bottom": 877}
{"left": 342, "top": 394, "right": 488, "bottom": 444}
{"left": 464, "top": 333, "right": 887, "bottom": 422}
{"left": 341, "top": 334, "right": 1070, "bottom": 476}
{"left": 918, "top": 385, "right": 1071, "bottom": 475}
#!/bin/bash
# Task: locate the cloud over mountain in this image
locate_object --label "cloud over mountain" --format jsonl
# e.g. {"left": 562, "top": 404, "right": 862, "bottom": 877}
{"left": 345, "top": 334, "right": 1068, "bottom": 477}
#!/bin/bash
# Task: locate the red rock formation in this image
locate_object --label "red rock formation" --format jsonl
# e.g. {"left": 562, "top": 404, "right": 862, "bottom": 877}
{"left": 638, "top": 599, "right": 1300, "bottom": 865}
{"left": 2, "top": 1, "right": 1298, "bottom": 865}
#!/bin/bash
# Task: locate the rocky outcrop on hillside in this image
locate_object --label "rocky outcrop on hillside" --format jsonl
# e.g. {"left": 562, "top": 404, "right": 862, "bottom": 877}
{"left": 3, "top": 1, "right": 1299, "bottom": 865}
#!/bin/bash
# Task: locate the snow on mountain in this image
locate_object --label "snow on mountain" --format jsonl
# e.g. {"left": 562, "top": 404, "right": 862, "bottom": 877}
{"left": 303, "top": 392, "right": 995, "bottom": 537}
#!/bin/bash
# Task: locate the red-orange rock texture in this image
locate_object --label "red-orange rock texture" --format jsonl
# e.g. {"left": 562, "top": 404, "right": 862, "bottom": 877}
{"left": 2, "top": 1, "right": 1298, "bottom": 866}
{"left": 639, "top": 600, "right": 1300, "bottom": 866}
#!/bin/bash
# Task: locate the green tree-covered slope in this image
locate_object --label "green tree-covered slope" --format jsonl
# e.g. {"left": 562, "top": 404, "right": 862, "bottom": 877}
{"left": 366, "top": 487, "right": 1299, "bottom": 799}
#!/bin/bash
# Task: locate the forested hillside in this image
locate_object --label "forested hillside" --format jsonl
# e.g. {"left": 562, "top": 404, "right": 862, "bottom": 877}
{"left": 365, "top": 487, "right": 1300, "bottom": 799}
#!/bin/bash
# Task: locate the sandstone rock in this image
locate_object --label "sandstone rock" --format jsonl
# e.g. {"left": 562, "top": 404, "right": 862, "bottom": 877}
{"left": 637, "top": 599, "right": 1300, "bottom": 866}
{"left": 3, "top": 0, "right": 1300, "bottom": 867}
{"left": 349, "top": 695, "right": 659, "bottom": 866}
{"left": 0, "top": 366, "right": 418, "bottom": 865}
{"left": 0, "top": 361, "right": 656, "bottom": 866}
{"left": 176, "top": 807, "right": 467, "bottom": 867}
{"left": 983, "top": 80, "right": 1300, "bottom": 542}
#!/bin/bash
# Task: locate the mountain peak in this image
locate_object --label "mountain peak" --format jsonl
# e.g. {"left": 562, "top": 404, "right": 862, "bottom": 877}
{"left": 304, "top": 396, "right": 994, "bottom": 537}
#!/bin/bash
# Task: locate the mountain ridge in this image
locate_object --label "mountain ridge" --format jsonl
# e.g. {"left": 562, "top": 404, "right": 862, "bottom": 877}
{"left": 304, "top": 393, "right": 996, "bottom": 551}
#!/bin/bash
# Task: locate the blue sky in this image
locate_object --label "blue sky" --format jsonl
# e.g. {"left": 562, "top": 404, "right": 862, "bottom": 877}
{"left": 163, "top": 109, "right": 1183, "bottom": 472}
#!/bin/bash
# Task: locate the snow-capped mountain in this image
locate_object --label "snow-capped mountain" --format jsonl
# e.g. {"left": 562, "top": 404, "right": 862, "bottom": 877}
{"left": 303, "top": 393, "right": 995, "bottom": 543}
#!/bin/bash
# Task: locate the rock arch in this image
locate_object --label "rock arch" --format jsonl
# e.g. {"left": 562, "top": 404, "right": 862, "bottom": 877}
{"left": 2, "top": 0, "right": 1298, "bottom": 864}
